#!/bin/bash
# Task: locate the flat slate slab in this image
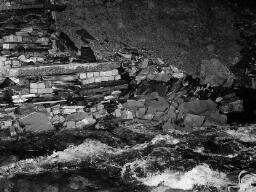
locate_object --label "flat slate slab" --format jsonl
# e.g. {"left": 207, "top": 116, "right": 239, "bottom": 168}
{"left": 7, "top": 62, "right": 121, "bottom": 77}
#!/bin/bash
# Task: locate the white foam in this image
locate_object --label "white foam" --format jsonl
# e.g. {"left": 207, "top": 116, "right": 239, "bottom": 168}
{"left": 124, "top": 163, "right": 230, "bottom": 190}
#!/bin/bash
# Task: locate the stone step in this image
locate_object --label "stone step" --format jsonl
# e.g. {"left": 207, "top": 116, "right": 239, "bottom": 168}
{"left": 7, "top": 62, "right": 122, "bottom": 77}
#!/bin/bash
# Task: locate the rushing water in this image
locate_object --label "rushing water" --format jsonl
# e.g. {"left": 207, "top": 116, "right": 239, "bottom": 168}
{"left": 1, "top": 124, "right": 256, "bottom": 192}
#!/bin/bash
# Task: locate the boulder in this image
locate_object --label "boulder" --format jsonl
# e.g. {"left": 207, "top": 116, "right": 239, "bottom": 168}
{"left": 200, "top": 58, "right": 234, "bottom": 87}
{"left": 204, "top": 111, "right": 227, "bottom": 126}
{"left": 179, "top": 99, "right": 217, "bottom": 115}
{"left": 184, "top": 114, "right": 205, "bottom": 128}
{"left": 19, "top": 112, "right": 54, "bottom": 132}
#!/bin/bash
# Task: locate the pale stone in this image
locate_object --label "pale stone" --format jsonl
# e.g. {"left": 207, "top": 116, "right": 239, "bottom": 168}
{"left": 105, "top": 71, "right": 112, "bottom": 76}
{"left": 100, "top": 71, "right": 106, "bottom": 76}
{"left": 62, "top": 108, "right": 77, "bottom": 115}
{"left": 37, "top": 88, "right": 53, "bottom": 94}
{"left": 112, "top": 69, "right": 119, "bottom": 75}
{"left": 108, "top": 76, "right": 115, "bottom": 81}
{"left": 93, "top": 72, "right": 100, "bottom": 77}
{"left": 94, "top": 77, "right": 101, "bottom": 83}
{"left": 115, "top": 75, "right": 121, "bottom": 80}
{"left": 101, "top": 76, "right": 109, "bottom": 82}
{"left": 79, "top": 73, "right": 87, "bottom": 79}
{"left": 87, "top": 72, "right": 94, "bottom": 78}
{"left": 30, "top": 89, "right": 38, "bottom": 94}
{"left": 30, "top": 82, "right": 45, "bottom": 89}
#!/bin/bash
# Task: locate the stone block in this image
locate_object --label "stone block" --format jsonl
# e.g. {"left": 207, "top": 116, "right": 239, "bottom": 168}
{"left": 30, "top": 89, "right": 38, "bottom": 94}
{"left": 101, "top": 76, "right": 109, "bottom": 82}
{"left": 82, "top": 78, "right": 95, "bottom": 84}
{"left": 105, "top": 71, "right": 112, "bottom": 76}
{"left": 112, "top": 69, "right": 119, "bottom": 76}
{"left": 115, "top": 75, "right": 121, "bottom": 80}
{"left": 30, "top": 82, "right": 45, "bottom": 89}
{"left": 184, "top": 114, "right": 205, "bottom": 128}
{"left": 100, "top": 71, "right": 106, "bottom": 76}
{"left": 62, "top": 108, "right": 77, "bottom": 115}
{"left": 66, "top": 112, "right": 89, "bottom": 122}
{"left": 79, "top": 73, "right": 87, "bottom": 79}
{"left": 114, "top": 109, "right": 122, "bottom": 118}
{"left": 93, "top": 72, "right": 100, "bottom": 77}
{"left": 37, "top": 88, "right": 53, "bottom": 94}
{"left": 108, "top": 76, "right": 115, "bottom": 81}
{"left": 95, "top": 77, "right": 102, "bottom": 83}
{"left": 87, "top": 72, "right": 94, "bottom": 78}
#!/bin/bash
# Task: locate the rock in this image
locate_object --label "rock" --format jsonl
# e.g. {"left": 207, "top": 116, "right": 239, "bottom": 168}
{"left": 66, "top": 121, "right": 76, "bottom": 129}
{"left": 65, "top": 112, "right": 89, "bottom": 122}
{"left": 204, "top": 111, "right": 227, "bottom": 126}
{"left": 200, "top": 58, "right": 234, "bottom": 87}
{"left": 19, "top": 112, "right": 53, "bottom": 132}
{"left": 145, "top": 92, "right": 169, "bottom": 115}
{"left": 122, "top": 110, "right": 134, "bottom": 119}
{"left": 62, "top": 108, "right": 77, "bottom": 115}
{"left": 179, "top": 99, "right": 217, "bottom": 115}
{"left": 42, "top": 185, "right": 59, "bottom": 192}
{"left": 125, "top": 99, "right": 145, "bottom": 108}
{"left": 136, "top": 107, "right": 146, "bottom": 119}
{"left": 140, "top": 58, "right": 149, "bottom": 68}
{"left": 76, "top": 116, "right": 96, "bottom": 128}
{"left": 113, "top": 108, "right": 122, "bottom": 118}
{"left": 184, "top": 113, "right": 205, "bottom": 128}
{"left": 219, "top": 100, "right": 244, "bottom": 114}
{"left": 167, "top": 106, "right": 177, "bottom": 123}
{"left": 143, "top": 114, "right": 154, "bottom": 120}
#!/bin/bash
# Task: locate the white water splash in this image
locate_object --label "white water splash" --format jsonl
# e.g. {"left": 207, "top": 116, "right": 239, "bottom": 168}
{"left": 123, "top": 162, "right": 230, "bottom": 190}
{"left": 226, "top": 124, "right": 256, "bottom": 142}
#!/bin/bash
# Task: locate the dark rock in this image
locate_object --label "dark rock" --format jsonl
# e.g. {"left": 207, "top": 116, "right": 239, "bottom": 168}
{"left": 179, "top": 99, "right": 217, "bottom": 115}
{"left": 184, "top": 113, "right": 205, "bottom": 128}
{"left": 58, "top": 31, "right": 78, "bottom": 52}
{"left": 76, "top": 28, "right": 95, "bottom": 40}
{"left": 81, "top": 46, "right": 97, "bottom": 62}
{"left": 200, "top": 58, "right": 234, "bottom": 87}
{"left": 19, "top": 112, "right": 53, "bottom": 133}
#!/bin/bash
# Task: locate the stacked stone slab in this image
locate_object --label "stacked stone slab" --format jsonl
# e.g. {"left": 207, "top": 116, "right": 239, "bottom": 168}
{"left": 0, "top": 0, "right": 127, "bottom": 134}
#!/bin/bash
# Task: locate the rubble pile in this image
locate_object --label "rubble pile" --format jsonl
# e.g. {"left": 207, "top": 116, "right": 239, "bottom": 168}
{"left": 111, "top": 54, "right": 245, "bottom": 132}
{"left": 0, "top": 1, "right": 128, "bottom": 136}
